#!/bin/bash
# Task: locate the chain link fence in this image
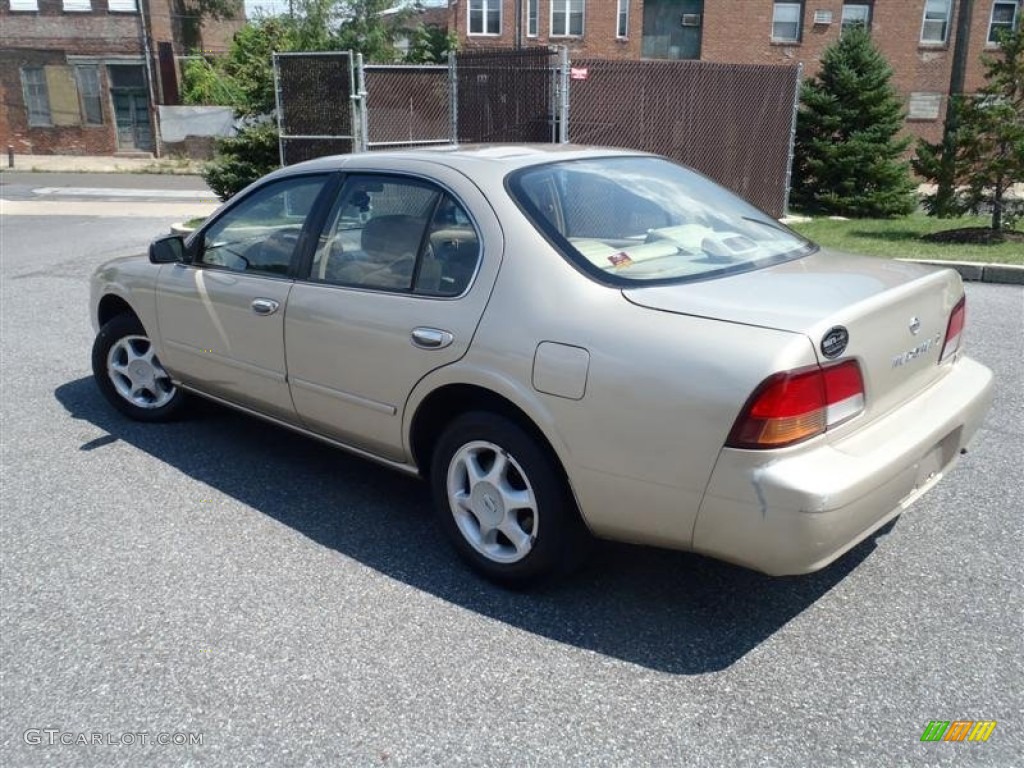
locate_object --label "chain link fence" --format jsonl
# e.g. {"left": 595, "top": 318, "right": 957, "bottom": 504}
{"left": 568, "top": 59, "right": 801, "bottom": 217}
{"left": 362, "top": 64, "right": 453, "bottom": 149}
{"left": 454, "top": 48, "right": 559, "bottom": 144}
{"left": 274, "top": 52, "right": 357, "bottom": 165}
{"left": 274, "top": 50, "right": 799, "bottom": 215}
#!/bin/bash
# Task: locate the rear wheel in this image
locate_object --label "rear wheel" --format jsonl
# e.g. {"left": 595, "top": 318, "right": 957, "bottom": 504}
{"left": 430, "top": 411, "right": 588, "bottom": 586}
{"left": 92, "top": 313, "right": 186, "bottom": 422}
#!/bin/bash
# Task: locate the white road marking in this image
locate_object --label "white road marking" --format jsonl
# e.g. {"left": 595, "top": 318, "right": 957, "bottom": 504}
{"left": 32, "top": 186, "right": 215, "bottom": 200}
{"left": 0, "top": 199, "right": 219, "bottom": 217}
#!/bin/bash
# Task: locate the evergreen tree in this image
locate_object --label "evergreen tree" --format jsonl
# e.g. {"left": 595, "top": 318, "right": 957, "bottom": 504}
{"left": 914, "top": 25, "right": 1024, "bottom": 232}
{"left": 791, "top": 28, "right": 916, "bottom": 217}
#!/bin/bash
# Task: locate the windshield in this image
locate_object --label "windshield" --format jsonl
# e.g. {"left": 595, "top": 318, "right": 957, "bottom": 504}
{"left": 507, "top": 156, "right": 816, "bottom": 285}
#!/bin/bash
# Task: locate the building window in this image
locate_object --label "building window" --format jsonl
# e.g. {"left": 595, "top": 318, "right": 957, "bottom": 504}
{"left": 989, "top": 1, "right": 1019, "bottom": 43}
{"left": 107, "top": 0, "right": 138, "bottom": 11}
{"left": 841, "top": 3, "right": 871, "bottom": 34}
{"left": 62, "top": 0, "right": 92, "bottom": 10}
{"left": 772, "top": 3, "right": 803, "bottom": 42}
{"left": 617, "top": 0, "right": 630, "bottom": 38}
{"left": 468, "top": 0, "right": 501, "bottom": 36}
{"left": 75, "top": 66, "right": 103, "bottom": 125}
{"left": 8, "top": 0, "right": 39, "bottom": 9}
{"left": 551, "top": 0, "right": 585, "bottom": 37}
{"left": 920, "top": 0, "right": 952, "bottom": 44}
{"left": 20, "top": 67, "right": 52, "bottom": 127}
{"left": 526, "top": 0, "right": 538, "bottom": 37}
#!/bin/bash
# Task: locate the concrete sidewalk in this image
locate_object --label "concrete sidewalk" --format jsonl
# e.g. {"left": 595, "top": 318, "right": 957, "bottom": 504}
{"left": 0, "top": 153, "right": 203, "bottom": 175}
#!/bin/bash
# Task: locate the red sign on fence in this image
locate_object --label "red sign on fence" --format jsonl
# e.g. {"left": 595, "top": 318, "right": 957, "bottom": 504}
{"left": 570, "top": 67, "right": 589, "bottom": 81}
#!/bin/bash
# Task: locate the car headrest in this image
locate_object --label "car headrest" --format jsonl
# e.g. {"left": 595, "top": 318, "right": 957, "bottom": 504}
{"left": 361, "top": 215, "right": 425, "bottom": 260}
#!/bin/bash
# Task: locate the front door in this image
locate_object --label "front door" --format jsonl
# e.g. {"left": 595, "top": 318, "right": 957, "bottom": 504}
{"left": 284, "top": 169, "right": 502, "bottom": 462}
{"left": 108, "top": 65, "right": 153, "bottom": 151}
{"left": 155, "top": 174, "right": 333, "bottom": 421}
{"left": 642, "top": 0, "right": 704, "bottom": 60}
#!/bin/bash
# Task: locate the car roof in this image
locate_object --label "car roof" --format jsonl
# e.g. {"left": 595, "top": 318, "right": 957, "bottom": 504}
{"left": 279, "top": 144, "right": 652, "bottom": 177}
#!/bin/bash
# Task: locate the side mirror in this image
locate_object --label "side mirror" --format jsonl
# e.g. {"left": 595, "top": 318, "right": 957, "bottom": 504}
{"left": 149, "top": 234, "right": 186, "bottom": 264}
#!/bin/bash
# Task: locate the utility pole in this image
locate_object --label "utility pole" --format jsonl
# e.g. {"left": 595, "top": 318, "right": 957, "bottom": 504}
{"left": 937, "top": 0, "right": 974, "bottom": 212}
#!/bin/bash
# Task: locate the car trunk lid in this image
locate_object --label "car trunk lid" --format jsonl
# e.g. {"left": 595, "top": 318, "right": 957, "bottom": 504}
{"left": 622, "top": 249, "right": 965, "bottom": 424}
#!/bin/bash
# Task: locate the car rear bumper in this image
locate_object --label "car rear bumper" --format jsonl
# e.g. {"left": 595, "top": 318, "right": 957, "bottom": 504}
{"left": 692, "top": 355, "right": 994, "bottom": 576}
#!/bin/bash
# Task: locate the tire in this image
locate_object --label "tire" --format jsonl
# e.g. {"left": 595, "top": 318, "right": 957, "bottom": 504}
{"left": 91, "top": 313, "right": 186, "bottom": 422}
{"left": 430, "top": 411, "right": 590, "bottom": 587}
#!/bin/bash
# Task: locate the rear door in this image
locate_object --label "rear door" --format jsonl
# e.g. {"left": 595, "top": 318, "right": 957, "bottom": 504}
{"left": 284, "top": 169, "right": 503, "bottom": 461}
{"left": 156, "top": 173, "right": 333, "bottom": 420}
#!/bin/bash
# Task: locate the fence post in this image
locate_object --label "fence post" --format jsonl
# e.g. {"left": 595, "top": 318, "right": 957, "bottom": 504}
{"left": 448, "top": 49, "right": 459, "bottom": 145}
{"left": 272, "top": 52, "right": 285, "bottom": 166}
{"left": 783, "top": 63, "right": 803, "bottom": 217}
{"left": 351, "top": 52, "right": 369, "bottom": 153}
{"left": 557, "top": 45, "right": 570, "bottom": 144}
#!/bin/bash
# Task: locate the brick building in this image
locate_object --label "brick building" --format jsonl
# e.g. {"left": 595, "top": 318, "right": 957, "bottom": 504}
{"left": 449, "top": 0, "right": 1022, "bottom": 141}
{"left": 0, "top": 0, "right": 243, "bottom": 156}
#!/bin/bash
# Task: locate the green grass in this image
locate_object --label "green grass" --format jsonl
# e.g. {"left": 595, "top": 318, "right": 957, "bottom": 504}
{"left": 789, "top": 213, "right": 1023, "bottom": 266}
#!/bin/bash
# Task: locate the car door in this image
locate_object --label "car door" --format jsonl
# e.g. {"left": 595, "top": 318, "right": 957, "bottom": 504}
{"left": 284, "top": 170, "right": 502, "bottom": 461}
{"left": 155, "top": 173, "right": 334, "bottom": 420}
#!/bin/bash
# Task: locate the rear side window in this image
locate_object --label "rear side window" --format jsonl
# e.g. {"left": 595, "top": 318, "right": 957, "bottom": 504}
{"left": 310, "top": 175, "right": 480, "bottom": 297}
{"left": 509, "top": 156, "right": 814, "bottom": 286}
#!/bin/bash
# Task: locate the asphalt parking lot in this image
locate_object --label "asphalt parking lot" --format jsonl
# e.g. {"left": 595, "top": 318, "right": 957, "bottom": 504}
{"left": 1, "top": 199, "right": 1021, "bottom": 767}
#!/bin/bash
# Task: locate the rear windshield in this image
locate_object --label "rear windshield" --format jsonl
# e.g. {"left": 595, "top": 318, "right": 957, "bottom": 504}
{"left": 507, "top": 156, "right": 815, "bottom": 285}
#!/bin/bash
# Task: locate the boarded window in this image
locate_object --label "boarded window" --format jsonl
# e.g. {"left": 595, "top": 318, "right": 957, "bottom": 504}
{"left": 908, "top": 92, "right": 942, "bottom": 120}
{"left": 107, "top": 0, "right": 138, "bottom": 11}
{"left": 45, "top": 66, "right": 83, "bottom": 126}
{"left": 62, "top": 0, "right": 92, "bottom": 10}
{"left": 8, "top": 0, "right": 39, "bottom": 10}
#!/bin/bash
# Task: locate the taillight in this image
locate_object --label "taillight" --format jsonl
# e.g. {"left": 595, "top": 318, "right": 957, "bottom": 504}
{"left": 727, "top": 360, "right": 865, "bottom": 449}
{"left": 939, "top": 296, "right": 966, "bottom": 363}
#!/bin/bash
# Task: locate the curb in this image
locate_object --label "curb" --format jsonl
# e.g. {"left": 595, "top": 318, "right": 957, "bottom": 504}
{"left": 898, "top": 259, "right": 1024, "bottom": 286}
{"left": 170, "top": 222, "right": 196, "bottom": 236}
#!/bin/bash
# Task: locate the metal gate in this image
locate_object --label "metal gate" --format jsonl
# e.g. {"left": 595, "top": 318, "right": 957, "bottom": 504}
{"left": 273, "top": 51, "right": 359, "bottom": 165}
{"left": 360, "top": 62, "right": 455, "bottom": 150}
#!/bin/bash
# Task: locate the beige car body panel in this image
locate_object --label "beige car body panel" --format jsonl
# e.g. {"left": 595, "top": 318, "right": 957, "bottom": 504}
{"left": 90, "top": 145, "right": 995, "bottom": 575}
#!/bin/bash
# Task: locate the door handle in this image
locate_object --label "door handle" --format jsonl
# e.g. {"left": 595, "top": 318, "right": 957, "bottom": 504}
{"left": 411, "top": 327, "right": 454, "bottom": 349}
{"left": 251, "top": 298, "right": 280, "bottom": 316}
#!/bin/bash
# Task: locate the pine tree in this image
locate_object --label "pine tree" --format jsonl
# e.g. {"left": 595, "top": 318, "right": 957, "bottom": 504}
{"left": 914, "top": 25, "right": 1024, "bottom": 232}
{"left": 791, "top": 28, "right": 916, "bottom": 217}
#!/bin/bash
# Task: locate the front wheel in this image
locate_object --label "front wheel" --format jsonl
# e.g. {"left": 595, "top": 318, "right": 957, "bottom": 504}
{"left": 92, "top": 313, "right": 186, "bottom": 422}
{"left": 430, "top": 412, "right": 589, "bottom": 587}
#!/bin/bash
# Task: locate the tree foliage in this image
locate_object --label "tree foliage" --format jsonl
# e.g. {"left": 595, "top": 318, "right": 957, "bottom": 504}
{"left": 791, "top": 28, "right": 916, "bottom": 217}
{"left": 914, "top": 25, "right": 1024, "bottom": 232}
{"left": 203, "top": 121, "right": 281, "bottom": 201}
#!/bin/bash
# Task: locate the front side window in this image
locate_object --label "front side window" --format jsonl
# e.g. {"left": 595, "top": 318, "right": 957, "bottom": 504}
{"left": 311, "top": 176, "right": 480, "bottom": 297}
{"left": 20, "top": 67, "right": 51, "bottom": 127}
{"left": 617, "top": 0, "right": 630, "bottom": 38}
{"left": 551, "top": 0, "right": 585, "bottom": 37}
{"left": 841, "top": 3, "right": 871, "bottom": 35}
{"left": 989, "top": 1, "right": 1019, "bottom": 43}
{"left": 527, "top": 0, "right": 539, "bottom": 37}
{"left": 468, "top": 0, "right": 501, "bottom": 35}
{"left": 200, "top": 175, "right": 329, "bottom": 276}
{"left": 75, "top": 66, "right": 103, "bottom": 125}
{"left": 772, "top": 2, "right": 803, "bottom": 42}
{"left": 920, "top": 0, "right": 952, "bottom": 43}
{"left": 508, "top": 156, "right": 814, "bottom": 286}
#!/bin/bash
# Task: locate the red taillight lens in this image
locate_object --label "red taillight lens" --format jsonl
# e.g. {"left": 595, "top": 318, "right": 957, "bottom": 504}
{"left": 940, "top": 296, "right": 966, "bottom": 363}
{"left": 727, "top": 360, "right": 865, "bottom": 449}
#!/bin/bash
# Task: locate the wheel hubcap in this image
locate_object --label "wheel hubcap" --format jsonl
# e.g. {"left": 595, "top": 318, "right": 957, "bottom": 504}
{"left": 107, "top": 335, "right": 176, "bottom": 409}
{"left": 447, "top": 440, "right": 538, "bottom": 564}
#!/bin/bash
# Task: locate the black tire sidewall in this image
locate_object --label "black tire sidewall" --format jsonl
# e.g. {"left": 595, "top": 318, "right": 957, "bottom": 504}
{"left": 430, "top": 411, "right": 579, "bottom": 586}
{"left": 91, "top": 314, "right": 185, "bottom": 422}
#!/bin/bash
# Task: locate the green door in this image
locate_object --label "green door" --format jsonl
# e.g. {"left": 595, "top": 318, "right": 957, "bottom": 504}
{"left": 642, "top": 0, "right": 704, "bottom": 60}
{"left": 109, "top": 65, "right": 153, "bottom": 152}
